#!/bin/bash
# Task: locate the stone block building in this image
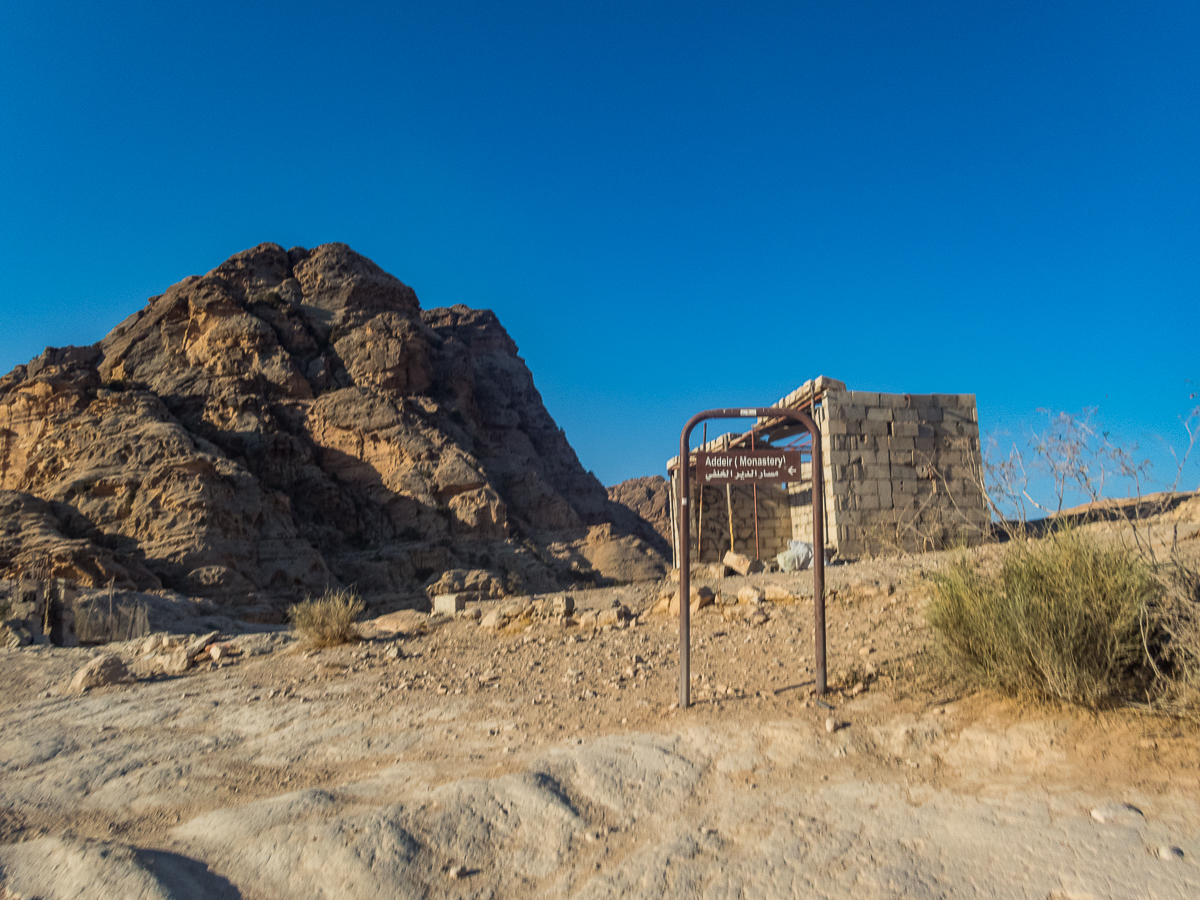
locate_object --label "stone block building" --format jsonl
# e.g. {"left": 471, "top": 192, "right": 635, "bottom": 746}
{"left": 667, "top": 377, "right": 990, "bottom": 563}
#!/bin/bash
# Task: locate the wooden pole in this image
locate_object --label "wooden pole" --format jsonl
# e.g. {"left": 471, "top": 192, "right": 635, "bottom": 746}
{"left": 726, "top": 484, "right": 735, "bottom": 554}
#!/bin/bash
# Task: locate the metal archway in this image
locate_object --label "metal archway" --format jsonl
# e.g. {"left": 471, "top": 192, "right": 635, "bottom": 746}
{"left": 677, "top": 406, "right": 827, "bottom": 708}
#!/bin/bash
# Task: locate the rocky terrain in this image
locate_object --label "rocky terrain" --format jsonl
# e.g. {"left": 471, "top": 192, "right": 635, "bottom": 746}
{"left": 606, "top": 476, "right": 672, "bottom": 552}
{"left": 2, "top": 245, "right": 1198, "bottom": 898}
{"left": 1, "top": 538, "right": 1198, "bottom": 899}
{"left": 0, "top": 244, "right": 664, "bottom": 621}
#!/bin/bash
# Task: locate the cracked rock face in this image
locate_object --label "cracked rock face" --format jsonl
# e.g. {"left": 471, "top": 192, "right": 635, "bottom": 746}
{"left": 0, "top": 243, "right": 659, "bottom": 615}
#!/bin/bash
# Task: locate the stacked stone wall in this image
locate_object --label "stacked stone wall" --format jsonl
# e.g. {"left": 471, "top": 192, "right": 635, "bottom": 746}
{"left": 670, "top": 380, "right": 991, "bottom": 565}
{"left": 822, "top": 389, "right": 989, "bottom": 557}
{"left": 693, "top": 483, "right": 792, "bottom": 564}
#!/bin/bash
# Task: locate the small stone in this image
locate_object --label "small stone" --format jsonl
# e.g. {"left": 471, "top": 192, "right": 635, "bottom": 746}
{"left": 858, "top": 646, "right": 874, "bottom": 656}
{"left": 1158, "top": 845, "right": 1185, "bottom": 860}
{"left": 432, "top": 593, "right": 469, "bottom": 615}
{"left": 763, "top": 584, "right": 794, "bottom": 602}
{"left": 184, "top": 631, "right": 221, "bottom": 660}
{"left": 597, "top": 605, "right": 631, "bottom": 628}
{"left": 448, "top": 865, "right": 469, "bottom": 880}
{"left": 480, "top": 610, "right": 505, "bottom": 630}
{"left": 1090, "top": 803, "right": 1144, "bottom": 826}
{"left": 825, "top": 717, "right": 836, "bottom": 733}
{"left": 737, "top": 586, "right": 765, "bottom": 605}
{"left": 68, "top": 654, "right": 132, "bottom": 694}
{"left": 723, "top": 551, "right": 764, "bottom": 576}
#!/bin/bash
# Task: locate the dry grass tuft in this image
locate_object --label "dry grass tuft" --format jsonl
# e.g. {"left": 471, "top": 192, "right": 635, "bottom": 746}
{"left": 288, "top": 588, "right": 365, "bottom": 647}
{"left": 927, "top": 530, "right": 1160, "bottom": 707}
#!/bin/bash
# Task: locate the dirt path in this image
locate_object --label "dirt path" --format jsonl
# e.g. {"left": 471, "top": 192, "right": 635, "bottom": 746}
{"left": 2, "top": 558, "right": 1198, "bottom": 899}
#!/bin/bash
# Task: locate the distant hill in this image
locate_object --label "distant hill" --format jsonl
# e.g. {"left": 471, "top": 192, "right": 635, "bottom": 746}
{"left": 608, "top": 476, "right": 672, "bottom": 553}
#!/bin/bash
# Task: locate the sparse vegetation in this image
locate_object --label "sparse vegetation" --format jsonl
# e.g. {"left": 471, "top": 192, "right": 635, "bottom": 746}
{"left": 288, "top": 588, "right": 365, "bottom": 647}
{"left": 1155, "top": 561, "right": 1200, "bottom": 717}
{"left": 928, "top": 530, "right": 1161, "bottom": 706}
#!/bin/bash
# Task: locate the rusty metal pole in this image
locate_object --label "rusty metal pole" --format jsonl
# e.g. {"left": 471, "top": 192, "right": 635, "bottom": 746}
{"left": 811, "top": 425, "right": 827, "bottom": 695}
{"left": 696, "top": 424, "right": 707, "bottom": 563}
{"left": 679, "top": 407, "right": 827, "bottom": 709}
{"left": 751, "top": 431, "right": 761, "bottom": 560}
{"left": 678, "top": 430, "right": 692, "bottom": 709}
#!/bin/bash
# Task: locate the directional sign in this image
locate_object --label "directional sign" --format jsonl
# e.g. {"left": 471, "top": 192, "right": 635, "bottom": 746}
{"left": 696, "top": 450, "right": 804, "bottom": 485}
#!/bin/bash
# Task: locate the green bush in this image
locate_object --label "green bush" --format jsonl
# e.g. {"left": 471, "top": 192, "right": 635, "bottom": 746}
{"left": 288, "top": 588, "right": 365, "bottom": 647}
{"left": 927, "top": 530, "right": 1160, "bottom": 706}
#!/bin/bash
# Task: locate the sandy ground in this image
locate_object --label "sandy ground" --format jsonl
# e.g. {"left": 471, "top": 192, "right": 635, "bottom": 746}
{"left": 2, "top": 545, "right": 1199, "bottom": 899}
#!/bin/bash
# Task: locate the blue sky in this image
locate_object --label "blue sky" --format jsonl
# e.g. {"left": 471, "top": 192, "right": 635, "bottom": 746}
{"left": 2, "top": 1, "right": 1197, "bottom": 502}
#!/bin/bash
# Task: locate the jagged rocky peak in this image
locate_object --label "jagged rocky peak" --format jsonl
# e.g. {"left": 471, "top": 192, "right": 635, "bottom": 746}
{"left": 0, "top": 243, "right": 665, "bottom": 620}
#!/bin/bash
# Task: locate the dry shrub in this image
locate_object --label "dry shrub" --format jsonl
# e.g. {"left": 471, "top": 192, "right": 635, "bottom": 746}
{"left": 927, "top": 530, "right": 1160, "bottom": 706}
{"left": 288, "top": 588, "right": 365, "bottom": 647}
{"left": 1155, "top": 562, "right": 1200, "bottom": 717}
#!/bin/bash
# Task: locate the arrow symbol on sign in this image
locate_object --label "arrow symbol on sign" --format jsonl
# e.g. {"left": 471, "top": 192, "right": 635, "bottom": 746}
{"left": 787, "top": 466, "right": 797, "bottom": 476}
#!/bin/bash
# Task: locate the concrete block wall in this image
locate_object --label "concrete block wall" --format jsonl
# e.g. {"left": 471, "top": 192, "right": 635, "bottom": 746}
{"left": 784, "top": 385, "right": 990, "bottom": 559}
{"left": 668, "top": 377, "right": 990, "bottom": 565}
{"left": 694, "top": 483, "right": 792, "bottom": 563}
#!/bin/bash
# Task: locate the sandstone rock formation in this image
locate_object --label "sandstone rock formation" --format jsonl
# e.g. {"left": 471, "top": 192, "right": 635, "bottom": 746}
{"left": 607, "top": 475, "right": 672, "bottom": 550}
{"left": 0, "top": 243, "right": 663, "bottom": 618}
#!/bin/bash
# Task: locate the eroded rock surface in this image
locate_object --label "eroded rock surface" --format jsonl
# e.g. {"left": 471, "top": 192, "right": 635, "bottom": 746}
{"left": 607, "top": 475, "right": 672, "bottom": 552}
{"left": 0, "top": 243, "right": 662, "bottom": 616}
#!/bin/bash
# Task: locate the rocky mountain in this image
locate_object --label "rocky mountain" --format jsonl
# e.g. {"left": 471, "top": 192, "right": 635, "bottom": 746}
{"left": 0, "top": 243, "right": 664, "bottom": 619}
{"left": 608, "top": 476, "right": 673, "bottom": 551}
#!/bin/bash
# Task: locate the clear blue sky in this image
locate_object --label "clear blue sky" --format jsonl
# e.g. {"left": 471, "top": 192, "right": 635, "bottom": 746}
{"left": 3, "top": 1, "right": 1198, "bottom": 500}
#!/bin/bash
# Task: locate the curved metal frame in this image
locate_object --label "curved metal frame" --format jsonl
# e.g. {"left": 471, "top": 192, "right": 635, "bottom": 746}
{"left": 677, "top": 407, "right": 826, "bottom": 708}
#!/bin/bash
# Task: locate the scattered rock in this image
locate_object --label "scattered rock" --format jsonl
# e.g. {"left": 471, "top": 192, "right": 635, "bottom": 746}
{"left": 596, "top": 605, "right": 633, "bottom": 628}
{"left": 763, "top": 584, "right": 795, "bottom": 603}
{"left": 432, "top": 593, "right": 474, "bottom": 615}
{"left": 825, "top": 717, "right": 837, "bottom": 734}
{"left": 723, "top": 551, "right": 764, "bottom": 576}
{"left": 530, "top": 594, "right": 574, "bottom": 617}
{"left": 184, "top": 631, "right": 221, "bottom": 661}
{"left": 1090, "top": 803, "right": 1144, "bottom": 826}
{"left": 67, "top": 654, "right": 132, "bottom": 693}
{"left": 736, "top": 586, "right": 764, "bottom": 605}
{"left": 425, "top": 570, "right": 504, "bottom": 602}
{"left": 1158, "top": 845, "right": 1185, "bottom": 860}
{"left": 650, "top": 584, "right": 715, "bottom": 617}
{"left": 448, "top": 865, "right": 470, "bottom": 880}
